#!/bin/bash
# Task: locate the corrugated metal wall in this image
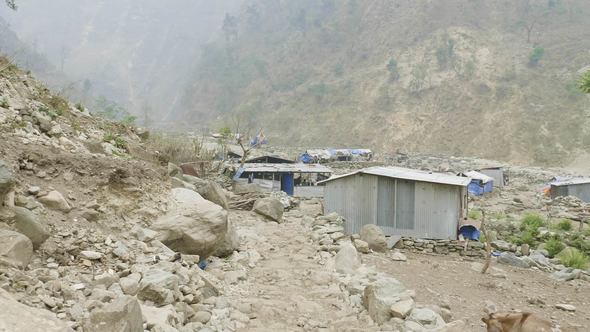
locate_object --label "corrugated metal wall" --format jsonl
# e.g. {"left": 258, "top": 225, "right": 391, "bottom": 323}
{"left": 480, "top": 169, "right": 504, "bottom": 187}
{"left": 324, "top": 173, "right": 462, "bottom": 239}
{"left": 562, "top": 183, "right": 590, "bottom": 203}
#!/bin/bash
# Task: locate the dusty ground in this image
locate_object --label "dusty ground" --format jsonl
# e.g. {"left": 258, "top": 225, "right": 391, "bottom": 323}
{"left": 205, "top": 208, "right": 590, "bottom": 332}
{"left": 365, "top": 252, "right": 590, "bottom": 331}
{"left": 207, "top": 209, "right": 380, "bottom": 332}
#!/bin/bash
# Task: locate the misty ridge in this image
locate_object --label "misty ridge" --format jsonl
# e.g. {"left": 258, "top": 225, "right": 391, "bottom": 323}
{"left": 1, "top": 0, "right": 590, "bottom": 166}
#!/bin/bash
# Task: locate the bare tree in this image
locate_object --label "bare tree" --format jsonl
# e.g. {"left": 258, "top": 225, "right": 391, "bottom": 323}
{"left": 518, "top": 0, "right": 547, "bottom": 44}
{"left": 231, "top": 115, "right": 264, "bottom": 168}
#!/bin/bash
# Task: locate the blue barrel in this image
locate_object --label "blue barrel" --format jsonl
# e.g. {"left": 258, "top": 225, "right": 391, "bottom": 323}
{"left": 280, "top": 173, "right": 295, "bottom": 196}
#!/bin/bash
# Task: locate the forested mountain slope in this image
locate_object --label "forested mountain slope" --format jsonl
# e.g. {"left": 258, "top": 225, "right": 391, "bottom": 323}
{"left": 175, "top": 0, "right": 590, "bottom": 166}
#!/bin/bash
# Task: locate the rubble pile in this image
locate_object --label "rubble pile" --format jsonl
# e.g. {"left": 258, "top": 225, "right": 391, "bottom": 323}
{"left": 309, "top": 212, "right": 466, "bottom": 331}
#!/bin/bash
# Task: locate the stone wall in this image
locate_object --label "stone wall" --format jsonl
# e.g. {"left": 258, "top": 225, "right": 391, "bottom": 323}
{"left": 395, "top": 237, "right": 493, "bottom": 258}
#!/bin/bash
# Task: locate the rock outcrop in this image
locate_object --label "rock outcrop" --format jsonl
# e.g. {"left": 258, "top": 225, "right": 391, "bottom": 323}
{"left": 360, "top": 224, "right": 388, "bottom": 252}
{"left": 152, "top": 188, "right": 228, "bottom": 259}
{"left": 252, "top": 197, "right": 284, "bottom": 222}
{"left": 37, "top": 190, "right": 72, "bottom": 212}
{"left": 363, "top": 277, "right": 408, "bottom": 324}
{"left": 0, "top": 289, "right": 73, "bottom": 332}
{"left": 13, "top": 206, "right": 50, "bottom": 249}
{"left": 85, "top": 295, "right": 143, "bottom": 332}
{"left": 0, "top": 160, "right": 14, "bottom": 204}
{"left": 0, "top": 229, "right": 33, "bottom": 268}
{"left": 203, "top": 181, "right": 229, "bottom": 210}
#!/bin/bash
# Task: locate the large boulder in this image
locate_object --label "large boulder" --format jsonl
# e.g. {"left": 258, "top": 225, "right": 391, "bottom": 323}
{"left": 360, "top": 224, "right": 388, "bottom": 252}
{"left": 363, "top": 277, "right": 408, "bottom": 324}
{"left": 408, "top": 307, "right": 446, "bottom": 330}
{"left": 138, "top": 268, "right": 180, "bottom": 306}
{"left": 170, "top": 177, "right": 196, "bottom": 191}
{"left": 211, "top": 218, "right": 240, "bottom": 257}
{"left": 252, "top": 197, "right": 284, "bottom": 222}
{"left": 434, "top": 320, "right": 467, "bottom": 332}
{"left": 0, "top": 160, "right": 15, "bottom": 203}
{"left": 37, "top": 190, "right": 72, "bottom": 212}
{"left": 182, "top": 175, "right": 209, "bottom": 194}
{"left": 203, "top": 181, "right": 229, "bottom": 210}
{"left": 334, "top": 242, "right": 361, "bottom": 274}
{"left": 0, "top": 230, "right": 33, "bottom": 268}
{"left": 498, "top": 252, "right": 530, "bottom": 268}
{"left": 141, "top": 304, "right": 182, "bottom": 331}
{"left": 85, "top": 295, "right": 143, "bottom": 332}
{"left": 13, "top": 206, "right": 50, "bottom": 249}
{"left": 0, "top": 289, "right": 73, "bottom": 332}
{"left": 167, "top": 162, "right": 182, "bottom": 178}
{"left": 152, "top": 188, "right": 228, "bottom": 259}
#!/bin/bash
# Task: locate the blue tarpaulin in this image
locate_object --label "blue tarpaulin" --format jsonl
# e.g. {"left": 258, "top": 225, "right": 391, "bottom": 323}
{"left": 299, "top": 153, "right": 314, "bottom": 164}
{"left": 468, "top": 179, "right": 493, "bottom": 196}
{"left": 459, "top": 225, "right": 480, "bottom": 241}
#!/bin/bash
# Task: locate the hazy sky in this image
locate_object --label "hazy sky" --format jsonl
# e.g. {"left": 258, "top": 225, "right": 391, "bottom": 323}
{"left": 0, "top": 0, "right": 243, "bottom": 117}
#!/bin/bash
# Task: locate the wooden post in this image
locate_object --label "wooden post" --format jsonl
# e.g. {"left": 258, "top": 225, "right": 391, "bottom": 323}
{"left": 481, "top": 210, "right": 492, "bottom": 274}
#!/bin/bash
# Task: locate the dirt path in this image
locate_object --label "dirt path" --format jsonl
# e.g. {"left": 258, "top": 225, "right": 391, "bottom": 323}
{"left": 205, "top": 208, "right": 589, "bottom": 332}
{"left": 365, "top": 252, "right": 590, "bottom": 331}
{"left": 207, "top": 210, "right": 379, "bottom": 332}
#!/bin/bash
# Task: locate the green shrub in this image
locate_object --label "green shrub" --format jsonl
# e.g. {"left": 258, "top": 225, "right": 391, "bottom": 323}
{"left": 333, "top": 63, "right": 344, "bottom": 77}
{"left": 0, "top": 97, "right": 9, "bottom": 108}
{"left": 102, "top": 133, "right": 127, "bottom": 151}
{"left": 520, "top": 214, "right": 545, "bottom": 234}
{"left": 511, "top": 230, "right": 536, "bottom": 246}
{"left": 146, "top": 134, "right": 215, "bottom": 165}
{"left": 44, "top": 95, "right": 69, "bottom": 116}
{"left": 75, "top": 102, "right": 84, "bottom": 112}
{"left": 308, "top": 83, "right": 328, "bottom": 99}
{"left": 567, "top": 234, "right": 590, "bottom": 254}
{"left": 38, "top": 106, "right": 58, "bottom": 119}
{"left": 528, "top": 46, "right": 545, "bottom": 67}
{"left": 579, "top": 70, "right": 590, "bottom": 94}
{"left": 386, "top": 58, "right": 399, "bottom": 80}
{"left": 558, "top": 248, "right": 589, "bottom": 269}
{"left": 468, "top": 209, "right": 482, "bottom": 220}
{"left": 479, "top": 233, "right": 487, "bottom": 243}
{"left": 120, "top": 115, "right": 137, "bottom": 126}
{"left": 555, "top": 219, "right": 573, "bottom": 231}
{"left": 544, "top": 238, "right": 565, "bottom": 257}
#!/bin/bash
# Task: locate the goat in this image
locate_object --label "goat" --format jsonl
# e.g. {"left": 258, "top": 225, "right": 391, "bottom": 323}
{"left": 482, "top": 312, "right": 559, "bottom": 332}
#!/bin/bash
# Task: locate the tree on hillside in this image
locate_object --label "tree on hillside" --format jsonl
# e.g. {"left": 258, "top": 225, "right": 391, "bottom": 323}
{"left": 518, "top": 0, "right": 548, "bottom": 43}
{"left": 528, "top": 45, "right": 545, "bottom": 67}
{"left": 5, "top": 0, "right": 16, "bottom": 10}
{"left": 386, "top": 58, "right": 399, "bottom": 81}
{"left": 222, "top": 13, "right": 238, "bottom": 42}
{"left": 580, "top": 71, "right": 590, "bottom": 94}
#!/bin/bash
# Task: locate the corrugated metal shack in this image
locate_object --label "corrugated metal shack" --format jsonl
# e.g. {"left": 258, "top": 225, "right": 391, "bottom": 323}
{"left": 320, "top": 167, "right": 470, "bottom": 239}
{"left": 550, "top": 178, "right": 590, "bottom": 202}
{"left": 478, "top": 167, "right": 508, "bottom": 187}
{"left": 234, "top": 163, "right": 332, "bottom": 197}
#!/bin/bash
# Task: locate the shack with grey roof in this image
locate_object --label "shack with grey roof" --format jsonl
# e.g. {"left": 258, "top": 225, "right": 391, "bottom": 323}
{"left": 550, "top": 178, "right": 590, "bottom": 202}
{"left": 319, "top": 166, "right": 470, "bottom": 239}
{"left": 233, "top": 163, "right": 332, "bottom": 198}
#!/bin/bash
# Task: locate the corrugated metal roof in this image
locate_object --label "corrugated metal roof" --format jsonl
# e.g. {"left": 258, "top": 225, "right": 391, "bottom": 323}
{"left": 551, "top": 178, "right": 590, "bottom": 187}
{"left": 462, "top": 171, "right": 494, "bottom": 183}
{"left": 241, "top": 163, "right": 333, "bottom": 173}
{"left": 318, "top": 166, "right": 470, "bottom": 186}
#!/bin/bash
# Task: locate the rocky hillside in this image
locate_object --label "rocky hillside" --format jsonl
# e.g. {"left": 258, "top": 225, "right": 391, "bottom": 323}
{"left": 174, "top": 0, "right": 590, "bottom": 166}
{"left": 0, "top": 57, "right": 476, "bottom": 331}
